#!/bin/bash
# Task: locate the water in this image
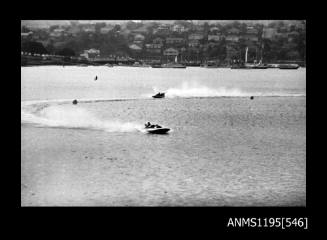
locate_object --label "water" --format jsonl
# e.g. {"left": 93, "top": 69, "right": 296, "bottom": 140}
{"left": 21, "top": 66, "right": 305, "bottom": 101}
{"left": 21, "top": 66, "right": 306, "bottom": 206}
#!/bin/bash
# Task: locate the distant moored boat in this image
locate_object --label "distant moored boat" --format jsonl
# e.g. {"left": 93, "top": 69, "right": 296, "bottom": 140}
{"left": 278, "top": 64, "right": 300, "bottom": 69}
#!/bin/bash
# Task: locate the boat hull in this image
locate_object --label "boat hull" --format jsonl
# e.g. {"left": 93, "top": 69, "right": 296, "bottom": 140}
{"left": 152, "top": 93, "right": 165, "bottom": 98}
{"left": 278, "top": 66, "right": 300, "bottom": 69}
{"left": 146, "top": 128, "right": 170, "bottom": 134}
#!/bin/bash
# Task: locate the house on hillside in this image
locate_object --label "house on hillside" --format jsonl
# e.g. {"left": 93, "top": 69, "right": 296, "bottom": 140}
{"left": 154, "top": 24, "right": 171, "bottom": 35}
{"left": 84, "top": 25, "right": 96, "bottom": 33}
{"left": 165, "top": 37, "right": 185, "bottom": 44}
{"left": 129, "top": 44, "right": 142, "bottom": 51}
{"left": 49, "top": 28, "right": 66, "bottom": 38}
{"left": 240, "top": 27, "right": 259, "bottom": 42}
{"left": 145, "top": 43, "right": 162, "bottom": 54}
{"left": 227, "top": 28, "right": 240, "bottom": 35}
{"left": 225, "top": 34, "right": 240, "bottom": 42}
{"left": 188, "top": 39, "right": 200, "bottom": 48}
{"left": 153, "top": 37, "right": 164, "bottom": 44}
{"left": 21, "top": 31, "right": 33, "bottom": 40}
{"left": 172, "top": 24, "right": 188, "bottom": 33}
{"left": 188, "top": 33, "right": 204, "bottom": 41}
{"left": 100, "top": 26, "right": 114, "bottom": 34}
{"left": 163, "top": 48, "right": 179, "bottom": 56}
{"left": 208, "top": 34, "right": 222, "bottom": 42}
{"left": 80, "top": 48, "right": 100, "bottom": 59}
{"left": 262, "top": 27, "right": 277, "bottom": 40}
{"left": 133, "top": 34, "right": 145, "bottom": 46}
{"left": 131, "top": 26, "right": 148, "bottom": 35}
{"left": 209, "top": 27, "right": 220, "bottom": 34}
{"left": 134, "top": 34, "right": 145, "bottom": 41}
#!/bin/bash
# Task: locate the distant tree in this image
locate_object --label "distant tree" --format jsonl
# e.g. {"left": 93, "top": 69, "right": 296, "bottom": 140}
{"left": 174, "top": 20, "right": 193, "bottom": 29}
{"left": 240, "top": 23, "right": 247, "bottom": 33}
{"left": 95, "top": 22, "right": 106, "bottom": 33}
{"left": 21, "top": 25, "right": 31, "bottom": 33}
{"left": 230, "top": 21, "right": 241, "bottom": 29}
{"left": 45, "top": 43, "right": 55, "bottom": 54}
{"left": 49, "top": 25, "right": 59, "bottom": 32}
{"left": 56, "top": 48, "right": 76, "bottom": 56}
{"left": 113, "top": 24, "right": 121, "bottom": 32}
{"left": 277, "top": 21, "right": 285, "bottom": 28}
{"left": 295, "top": 31, "right": 306, "bottom": 61}
{"left": 268, "top": 21, "right": 278, "bottom": 28}
{"left": 126, "top": 21, "right": 139, "bottom": 30}
{"left": 21, "top": 41, "right": 48, "bottom": 54}
{"left": 289, "top": 25, "right": 296, "bottom": 32}
{"left": 286, "top": 50, "right": 300, "bottom": 60}
{"left": 203, "top": 22, "right": 210, "bottom": 35}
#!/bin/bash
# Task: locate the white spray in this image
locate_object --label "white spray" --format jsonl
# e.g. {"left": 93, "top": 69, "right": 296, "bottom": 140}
{"left": 22, "top": 102, "right": 143, "bottom": 132}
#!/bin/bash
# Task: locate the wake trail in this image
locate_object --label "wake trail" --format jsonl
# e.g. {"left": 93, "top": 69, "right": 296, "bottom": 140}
{"left": 21, "top": 100, "right": 144, "bottom": 133}
{"left": 148, "top": 82, "right": 305, "bottom": 98}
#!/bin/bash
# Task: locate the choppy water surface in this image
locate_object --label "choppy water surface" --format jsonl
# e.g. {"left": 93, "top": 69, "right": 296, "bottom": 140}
{"left": 21, "top": 66, "right": 306, "bottom": 206}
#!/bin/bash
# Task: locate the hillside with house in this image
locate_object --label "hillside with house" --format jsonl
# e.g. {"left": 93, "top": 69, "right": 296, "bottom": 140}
{"left": 21, "top": 20, "right": 306, "bottom": 66}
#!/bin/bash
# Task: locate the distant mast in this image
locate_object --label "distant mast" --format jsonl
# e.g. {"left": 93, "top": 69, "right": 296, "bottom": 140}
{"left": 259, "top": 42, "right": 264, "bottom": 64}
{"left": 245, "top": 47, "right": 249, "bottom": 63}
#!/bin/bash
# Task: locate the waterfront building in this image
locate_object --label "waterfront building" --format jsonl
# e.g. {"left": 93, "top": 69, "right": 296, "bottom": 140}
{"left": 81, "top": 48, "right": 100, "bottom": 59}
{"left": 163, "top": 48, "right": 179, "bottom": 56}
{"left": 145, "top": 43, "right": 162, "bottom": 54}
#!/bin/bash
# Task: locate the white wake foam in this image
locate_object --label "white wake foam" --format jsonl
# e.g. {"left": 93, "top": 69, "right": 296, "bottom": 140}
{"left": 150, "top": 82, "right": 305, "bottom": 98}
{"left": 21, "top": 101, "right": 143, "bottom": 132}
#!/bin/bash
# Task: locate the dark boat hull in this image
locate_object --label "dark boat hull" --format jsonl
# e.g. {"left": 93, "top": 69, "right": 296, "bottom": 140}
{"left": 146, "top": 128, "right": 170, "bottom": 134}
{"left": 151, "top": 64, "right": 162, "bottom": 68}
{"left": 231, "top": 66, "right": 251, "bottom": 69}
{"left": 278, "top": 64, "right": 300, "bottom": 69}
{"left": 278, "top": 66, "right": 300, "bottom": 69}
{"left": 252, "top": 66, "right": 268, "bottom": 69}
{"left": 152, "top": 93, "right": 165, "bottom": 98}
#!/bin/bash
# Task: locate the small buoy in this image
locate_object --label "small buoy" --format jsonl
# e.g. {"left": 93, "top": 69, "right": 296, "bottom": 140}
{"left": 72, "top": 99, "right": 78, "bottom": 105}
{"left": 250, "top": 96, "right": 254, "bottom": 100}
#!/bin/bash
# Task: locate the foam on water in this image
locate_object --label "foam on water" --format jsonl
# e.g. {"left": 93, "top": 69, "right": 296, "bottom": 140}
{"left": 21, "top": 100, "right": 143, "bottom": 132}
{"left": 150, "top": 82, "right": 305, "bottom": 98}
